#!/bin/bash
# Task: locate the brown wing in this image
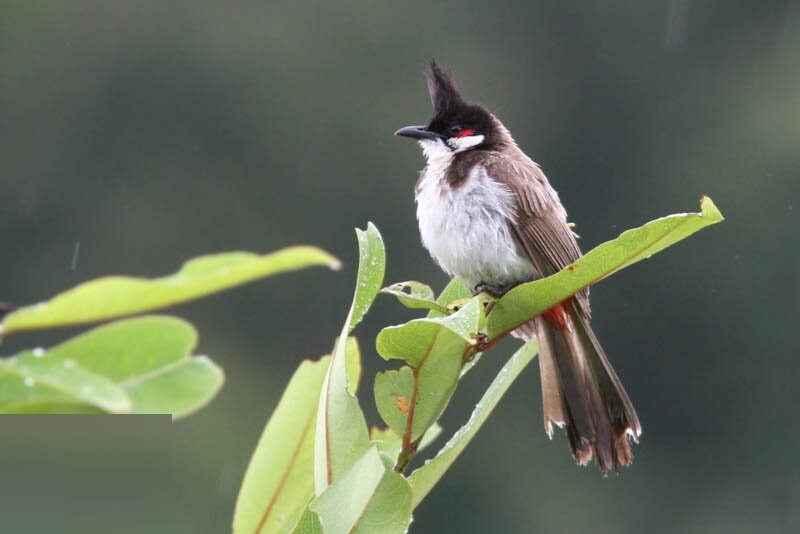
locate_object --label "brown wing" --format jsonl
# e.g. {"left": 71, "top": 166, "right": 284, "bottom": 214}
{"left": 484, "top": 152, "right": 591, "bottom": 317}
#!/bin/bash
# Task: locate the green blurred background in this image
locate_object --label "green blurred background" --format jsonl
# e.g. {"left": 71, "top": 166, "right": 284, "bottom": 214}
{"left": 1, "top": 1, "right": 798, "bottom": 532}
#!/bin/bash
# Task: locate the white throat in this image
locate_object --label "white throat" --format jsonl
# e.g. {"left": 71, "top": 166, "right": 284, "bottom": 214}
{"left": 414, "top": 142, "right": 536, "bottom": 289}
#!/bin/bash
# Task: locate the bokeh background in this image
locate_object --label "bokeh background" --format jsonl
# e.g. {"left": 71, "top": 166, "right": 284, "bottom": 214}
{"left": 1, "top": 1, "right": 798, "bottom": 532}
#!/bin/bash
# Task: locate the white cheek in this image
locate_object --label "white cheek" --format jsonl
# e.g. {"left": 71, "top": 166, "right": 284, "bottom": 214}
{"left": 418, "top": 139, "right": 452, "bottom": 161}
{"left": 449, "top": 134, "right": 485, "bottom": 153}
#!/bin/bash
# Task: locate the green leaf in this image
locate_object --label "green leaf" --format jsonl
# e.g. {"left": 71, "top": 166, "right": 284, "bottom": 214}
{"left": 376, "top": 297, "right": 483, "bottom": 366}
{"left": 314, "top": 332, "right": 371, "bottom": 495}
{"left": 374, "top": 299, "right": 483, "bottom": 443}
{"left": 370, "top": 423, "right": 443, "bottom": 468}
{"left": 427, "top": 278, "right": 472, "bottom": 319}
{"left": 349, "top": 223, "right": 386, "bottom": 333}
{"left": 1, "top": 246, "right": 340, "bottom": 335}
{"left": 0, "top": 316, "right": 224, "bottom": 417}
{"left": 374, "top": 348, "right": 460, "bottom": 444}
{"left": 0, "top": 402, "right": 104, "bottom": 414}
{"left": 47, "top": 315, "right": 197, "bottom": 381}
{"left": 374, "top": 367, "right": 414, "bottom": 438}
{"left": 349, "top": 470, "right": 412, "bottom": 534}
{"left": 52, "top": 315, "right": 222, "bottom": 418}
{"left": 292, "top": 510, "right": 322, "bottom": 534}
{"left": 370, "top": 427, "right": 403, "bottom": 467}
{"left": 0, "top": 351, "right": 131, "bottom": 412}
{"left": 314, "top": 224, "right": 384, "bottom": 495}
{"left": 380, "top": 281, "right": 450, "bottom": 315}
{"left": 123, "top": 356, "right": 223, "bottom": 418}
{"left": 310, "top": 446, "right": 412, "bottom": 534}
{"left": 408, "top": 340, "right": 539, "bottom": 509}
{"left": 344, "top": 337, "right": 361, "bottom": 395}
{"left": 487, "top": 197, "right": 724, "bottom": 338}
{"left": 234, "top": 356, "right": 332, "bottom": 534}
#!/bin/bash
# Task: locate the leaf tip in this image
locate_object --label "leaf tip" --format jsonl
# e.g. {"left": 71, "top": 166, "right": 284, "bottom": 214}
{"left": 700, "top": 196, "right": 724, "bottom": 222}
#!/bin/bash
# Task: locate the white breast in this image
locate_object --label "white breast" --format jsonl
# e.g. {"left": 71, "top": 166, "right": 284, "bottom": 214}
{"left": 415, "top": 158, "right": 537, "bottom": 290}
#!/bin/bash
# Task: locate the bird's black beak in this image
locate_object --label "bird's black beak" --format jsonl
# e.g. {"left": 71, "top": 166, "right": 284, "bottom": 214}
{"left": 394, "top": 125, "right": 444, "bottom": 141}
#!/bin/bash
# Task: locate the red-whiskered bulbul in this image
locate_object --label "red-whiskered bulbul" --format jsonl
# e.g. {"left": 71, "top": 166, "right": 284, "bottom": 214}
{"left": 395, "top": 61, "right": 641, "bottom": 474}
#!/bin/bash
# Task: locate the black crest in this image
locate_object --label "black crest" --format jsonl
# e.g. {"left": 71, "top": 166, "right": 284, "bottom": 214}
{"left": 418, "top": 60, "right": 506, "bottom": 152}
{"left": 425, "top": 60, "right": 465, "bottom": 114}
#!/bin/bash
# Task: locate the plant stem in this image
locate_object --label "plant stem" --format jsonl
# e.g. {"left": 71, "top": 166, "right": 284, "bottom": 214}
{"left": 395, "top": 437, "right": 420, "bottom": 473}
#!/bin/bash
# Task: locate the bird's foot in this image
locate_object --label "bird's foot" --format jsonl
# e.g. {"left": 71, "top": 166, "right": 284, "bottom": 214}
{"left": 473, "top": 281, "right": 521, "bottom": 298}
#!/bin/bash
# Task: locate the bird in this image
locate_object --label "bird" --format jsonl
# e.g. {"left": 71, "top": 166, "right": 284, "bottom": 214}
{"left": 394, "top": 60, "right": 641, "bottom": 474}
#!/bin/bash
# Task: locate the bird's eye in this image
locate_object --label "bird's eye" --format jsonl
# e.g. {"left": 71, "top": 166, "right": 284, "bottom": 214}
{"left": 448, "top": 124, "right": 463, "bottom": 136}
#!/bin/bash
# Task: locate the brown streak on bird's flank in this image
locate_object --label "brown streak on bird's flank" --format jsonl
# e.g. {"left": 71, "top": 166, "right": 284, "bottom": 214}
{"left": 396, "top": 395, "right": 410, "bottom": 413}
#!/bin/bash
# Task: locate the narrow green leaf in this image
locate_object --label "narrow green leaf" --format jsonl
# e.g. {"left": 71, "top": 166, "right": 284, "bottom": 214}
{"left": 1, "top": 246, "right": 340, "bottom": 335}
{"left": 314, "top": 224, "right": 384, "bottom": 495}
{"left": 349, "top": 223, "right": 386, "bottom": 333}
{"left": 345, "top": 337, "right": 361, "bottom": 395}
{"left": 310, "top": 446, "right": 412, "bottom": 534}
{"left": 234, "top": 356, "right": 331, "bottom": 534}
{"left": 313, "top": 330, "right": 372, "bottom": 496}
{"left": 487, "top": 197, "right": 724, "bottom": 338}
{"left": 314, "top": 331, "right": 371, "bottom": 496}
{"left": 380, "top": 281, "right": 450, "bottom": 315}
{"left": 0, "top": 351, "right": 131, "bottom": 412}
{"left": 408, "top": 340, "right": 539, "bottom": 509}
{"left": 0, "top": 402, "right": 104, "bottom": 414}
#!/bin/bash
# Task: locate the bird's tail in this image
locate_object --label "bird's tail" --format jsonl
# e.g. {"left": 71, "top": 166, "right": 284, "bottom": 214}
{"left": 513, "top": 300, "right": 641, "bottom": 474}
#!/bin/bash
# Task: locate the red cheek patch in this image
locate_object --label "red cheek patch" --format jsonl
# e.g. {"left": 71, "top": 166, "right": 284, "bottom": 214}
{"left": 455, "top": 129, "right": 476, "bottom": 138}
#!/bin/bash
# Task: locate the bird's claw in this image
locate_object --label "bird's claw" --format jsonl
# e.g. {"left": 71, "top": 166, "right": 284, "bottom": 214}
{"left": 474, "top": 281, "right": 520, "bottom": 298}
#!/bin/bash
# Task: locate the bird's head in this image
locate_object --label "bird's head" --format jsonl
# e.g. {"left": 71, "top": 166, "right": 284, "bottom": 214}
{"left": 395, "top": 60, "right": 505, "bottom": 160}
